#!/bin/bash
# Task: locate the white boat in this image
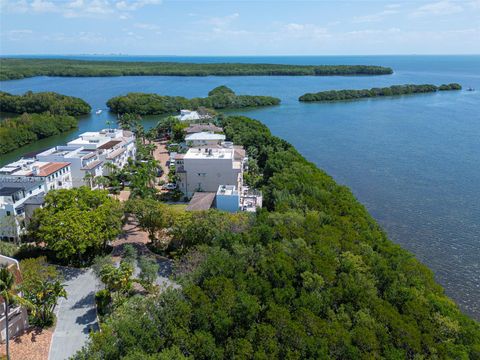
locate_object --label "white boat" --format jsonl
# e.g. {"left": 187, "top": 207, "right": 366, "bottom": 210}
{"left": 96, "top": 109, "right": 102, "bottom": 115}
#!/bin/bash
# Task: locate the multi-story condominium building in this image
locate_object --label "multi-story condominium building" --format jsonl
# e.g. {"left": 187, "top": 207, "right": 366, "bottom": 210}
{"left": 0, "top": 179, "right": 45, "bottom": 240}
{"left": 176, "top": 147, "right": 244, "bottom": 197}
{"left": 36, "top": 128, "right": 136, "bottom": 186}
{"left": 0, "top": 159, "right": 72, "bottom": 193}
{"left": 37, "top": 146, "right": 104, "bottom": 187}
{"left": 0, "top": 160, "right": 72, "bottom": 240}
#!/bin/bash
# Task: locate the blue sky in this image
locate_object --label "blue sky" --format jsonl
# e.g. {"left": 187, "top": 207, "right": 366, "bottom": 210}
{"left": 0, "top": 0, "right": 479, "bottom": 55}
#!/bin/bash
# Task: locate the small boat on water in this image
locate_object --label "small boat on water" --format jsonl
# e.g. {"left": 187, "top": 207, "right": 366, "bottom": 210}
{"left": 466, "top": 87, "right": 475, "bottom": 92}
{"left": 96, "top": 109, "right": 103, "bottom": 115}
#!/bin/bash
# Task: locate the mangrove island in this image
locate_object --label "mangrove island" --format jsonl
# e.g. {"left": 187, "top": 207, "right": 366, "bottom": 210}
{"left": 0, "top": 58, "right": 393, "bottom": 80}
{"left": 107, "top": 85, "right": 280, "bottom": 115}
{"left": 299, "top": 83, "right": 462, "bottom": 102}
{"left": 0, "top": 91, "right": 91, "bottom": 116}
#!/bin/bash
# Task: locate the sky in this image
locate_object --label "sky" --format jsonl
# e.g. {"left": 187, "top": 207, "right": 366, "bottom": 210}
{"left": 0, "top": 0, "right": 479, "bottom": 55}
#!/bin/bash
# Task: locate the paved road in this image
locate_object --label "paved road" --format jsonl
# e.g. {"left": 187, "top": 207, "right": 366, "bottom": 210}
{"left": 49, "top": 268, "right": 100, "bottom": 360}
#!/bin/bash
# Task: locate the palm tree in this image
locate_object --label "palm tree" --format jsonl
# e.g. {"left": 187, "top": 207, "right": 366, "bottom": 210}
{"left": 0, "top": 266, "right": 31, "bottom": 360}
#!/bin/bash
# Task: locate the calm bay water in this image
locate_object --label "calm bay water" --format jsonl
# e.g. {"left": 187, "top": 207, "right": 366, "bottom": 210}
{"left": 1, "top": 55, "right": 479, "bottom": 319}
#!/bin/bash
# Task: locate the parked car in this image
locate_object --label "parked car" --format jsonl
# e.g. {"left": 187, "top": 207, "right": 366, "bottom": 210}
{"left": 162, "top": 183, "right": 177, "bottom": 190}
{"left": 156, "top": 168, "right": 164, "bottom": 177}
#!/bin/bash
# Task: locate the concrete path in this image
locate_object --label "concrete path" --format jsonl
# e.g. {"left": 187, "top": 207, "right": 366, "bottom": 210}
{"left": 49, "top": 268, "right": 100, "bottom": 360}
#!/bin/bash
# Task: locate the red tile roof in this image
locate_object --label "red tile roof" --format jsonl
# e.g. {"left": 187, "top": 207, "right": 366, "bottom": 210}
{"left": 37, "top": 162, "right": 70, "bottom": 177}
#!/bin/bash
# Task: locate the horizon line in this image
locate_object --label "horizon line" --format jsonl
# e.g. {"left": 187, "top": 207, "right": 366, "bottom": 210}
{"left": 2, "top": 53, "right": 480, "bottom": 57}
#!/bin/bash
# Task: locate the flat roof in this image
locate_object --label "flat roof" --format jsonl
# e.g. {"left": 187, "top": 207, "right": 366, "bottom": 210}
{"left": 24, "top": 193, "right": 45, "bottom": 205}
{"left": 186, "top": 192, "right": 216, "bottom": 211}
{"left": 0, "top": 187, "right": 23, "bottom": 196}
{"left": 185, "top": 147, "right": 234, "bottom": 160}
{"left": 185, "top": 132, "right": 226, "bottom": 141}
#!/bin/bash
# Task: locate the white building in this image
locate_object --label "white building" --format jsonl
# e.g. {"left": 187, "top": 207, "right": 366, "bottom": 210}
{"left": 176, "top": 147, "right": 243, "bottom": 197}
{"left": 36, "top": 128, "right": 136, "bottom": 187}
{"left": 0, "top": 159, "right": 72, "bottom": 193}
{"left": 0, "top": 160, "right": 72, "bottom": 240}
{"left": 185, "top": 132, "right": 226, "bottom": 147}
{"left": 0, "top": 180, "right": 45, "bottom": 240}
{"left": 37, "top": 146, "right": 103, "bottom": 188}
{"left": 176, "top": 109, "right": 201, "bottom": 122}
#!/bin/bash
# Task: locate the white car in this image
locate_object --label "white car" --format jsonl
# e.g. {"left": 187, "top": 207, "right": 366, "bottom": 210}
{"left": 163, "top": 183, "right": 177, "bottom": 190}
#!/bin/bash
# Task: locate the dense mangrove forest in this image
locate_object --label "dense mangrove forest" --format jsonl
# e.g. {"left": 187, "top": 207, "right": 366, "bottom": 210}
{"left": 0, "top": 58, "right": 393, "bottom": 80}
{"left": 0, "top": 113, "right": 78, "bottom": 154}
{"left": 299, "top": 83, "right": 462, "bottom": 102}
{"left": 107, "top": 86, "right": 280, "bottom": 115}
{"left": 74, "top": 115, "right": 480, "bottom": 360}
{"left": 0, "top": 91, "right": 91, "bottom": 116}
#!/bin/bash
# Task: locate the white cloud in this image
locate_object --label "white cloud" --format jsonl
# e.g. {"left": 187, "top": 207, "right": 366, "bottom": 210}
{"left": 134, "top": 22, "right": 160, "bottom": 30}
{"left": 207, "top": 13, "right": 239, "bottom": 28}
{"left": 42, "top": 31, "right": 106, "bottom": 43}
{"left": 31, "top": 0, "right": 56, "bottom": 12}
{"left": 353, "top": 9, "right": 398, "bottom": 23}
{"left": 411, "top": 1, "right": 464, "bottom": 16}
{"left": 5, "top": 29, "right": 33, "bottom": 40}
{"left": 115, "top": 0, "right": 161, "bottom": 11}
{"left": 284, "top": 23, "right": 330, "bottom": 40}
{"left": 0, "top": 0, "right": 161, "bottom": 18}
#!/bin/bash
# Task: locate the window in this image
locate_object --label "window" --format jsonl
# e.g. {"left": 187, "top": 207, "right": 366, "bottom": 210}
{"left": 6, "top": 211, "right": 11, "bottom": 216}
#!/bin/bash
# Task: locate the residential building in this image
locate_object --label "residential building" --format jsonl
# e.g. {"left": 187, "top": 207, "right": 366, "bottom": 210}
{"left": 0, "top": 180, "right": 44, "bottom": 240}
{"left": 185, "top": 123, "right": 223, "bottom": 134}
{"left": 176, "top": 147, "right": 243, "bottom": 197}
{"left": 36, "top": 128, "right": 136, "bottom": 187}
{"left": 176, "top": 109, "right": 201, "bottom": 121}
{"left": 185, "top": 132, "right": 226, "bottom": 147}
{"left": 0, "top": 255, "right": 29, "bottom": 343}
{"left": 0, "top": 159, "right": 72, "bottom": 193}
{"left": 36, "top": 146, "right": 102, "bottom": 187}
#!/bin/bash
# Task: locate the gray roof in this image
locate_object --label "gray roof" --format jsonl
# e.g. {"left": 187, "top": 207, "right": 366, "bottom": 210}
{"left": 24, "top": 193, "right": 45, "bottom": 206}
{"left": 0, "top": 187, "right": 23, "bottom": 196}
{"left": 186, "top": 192, "right": 216, "bottom": 211}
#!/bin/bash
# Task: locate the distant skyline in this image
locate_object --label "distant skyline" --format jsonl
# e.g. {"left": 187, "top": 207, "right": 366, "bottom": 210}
{"left": 1, "top": 0, "right": 479, "bottom": 55}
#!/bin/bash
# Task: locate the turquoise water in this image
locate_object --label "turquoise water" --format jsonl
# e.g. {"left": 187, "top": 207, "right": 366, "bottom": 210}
{"left": 1, "top": 55, "right": 479, "bottom": 319}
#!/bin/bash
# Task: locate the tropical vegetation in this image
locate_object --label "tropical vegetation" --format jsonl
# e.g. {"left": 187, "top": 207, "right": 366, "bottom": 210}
{"left": 0, "top": 91, "right": 91, "bottom": 116}
{"left": 106, "top": 86, "right": 280, "bottom": 115}
{"left": 299, "top": 83, "right": 462, "bottom": 102}
{"left": 73, "top": 116, "right": 480, "bottom": 360}
{"left": 27, "top": 187, "right": 123, "bottom": 266}
{"left": 0, "top": 112, "right": 77, "bottom": 154}
{"left": 19, "top": 256, "right": 67, "bottom": 327}
{"left": 0, "top": 58, "right": 393, "bottom": 80}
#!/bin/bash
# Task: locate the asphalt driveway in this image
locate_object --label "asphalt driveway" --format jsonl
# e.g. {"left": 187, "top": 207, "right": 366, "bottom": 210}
{"left": 49, "top": 268, "right": 100, "bottom": 360}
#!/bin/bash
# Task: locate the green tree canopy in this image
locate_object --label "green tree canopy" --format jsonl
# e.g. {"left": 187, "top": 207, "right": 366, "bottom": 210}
{"left": 28, "top": 187, "right": 123, "bottom": 265}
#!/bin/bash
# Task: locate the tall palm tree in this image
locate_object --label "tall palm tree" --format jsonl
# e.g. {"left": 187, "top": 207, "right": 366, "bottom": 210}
{"left": 0, "top": 266, "right": 30, "bottom": 360}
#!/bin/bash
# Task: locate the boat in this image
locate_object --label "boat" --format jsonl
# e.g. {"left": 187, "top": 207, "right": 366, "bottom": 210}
{"left": 96, "top": 109, "right": 103, "bottom": 115}
{"left": 466, "top": 87, "right": 475, "bottom": 92}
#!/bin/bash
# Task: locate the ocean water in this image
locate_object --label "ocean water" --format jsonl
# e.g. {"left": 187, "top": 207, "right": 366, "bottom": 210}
{"left": 1, "top": 55, "right": 479, "bottom": 319}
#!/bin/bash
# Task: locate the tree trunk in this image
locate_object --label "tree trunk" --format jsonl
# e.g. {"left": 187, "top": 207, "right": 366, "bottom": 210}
{"left": 5, "top": 298, "right": 10, "bottom": 360}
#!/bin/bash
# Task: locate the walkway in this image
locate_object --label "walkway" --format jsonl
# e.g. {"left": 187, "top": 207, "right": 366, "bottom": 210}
{"left": 48, "top": 268, "right": 100, "bottom": 360}
{"left": 113, "top": 216, "right": 178, "bottom": 290}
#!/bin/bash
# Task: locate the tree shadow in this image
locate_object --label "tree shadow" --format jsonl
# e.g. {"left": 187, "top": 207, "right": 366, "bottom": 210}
{"left": 75, "top": 308, "right": 97, "bottom": 328}
{"left": 71, "top": 291, "right": 95, "bottom": 309}
{"left": 57, "top": 266, "right": 85, "bottom": 282}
